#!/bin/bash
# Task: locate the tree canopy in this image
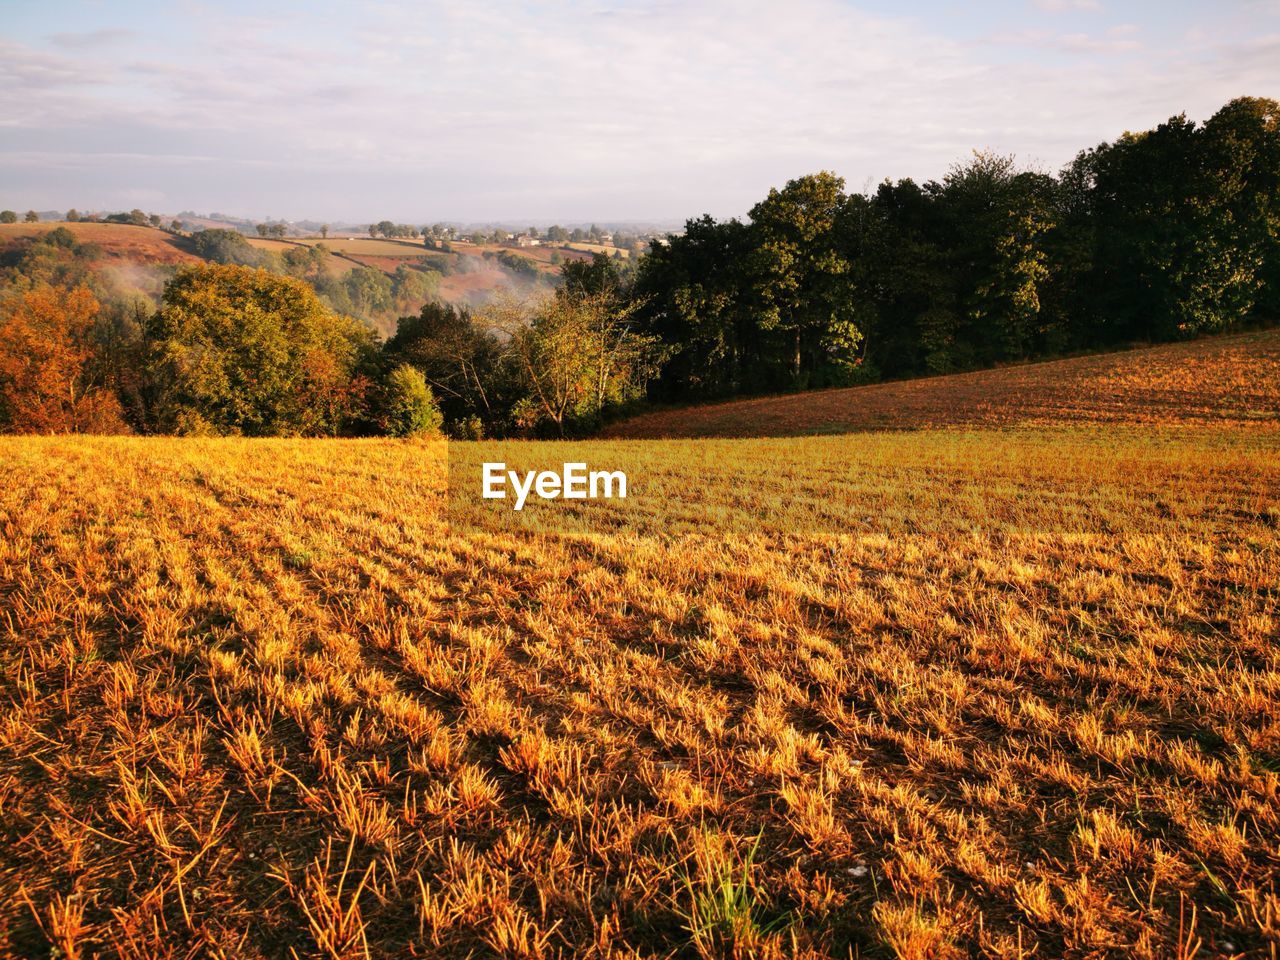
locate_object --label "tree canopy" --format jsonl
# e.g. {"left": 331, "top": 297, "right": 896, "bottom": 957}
{"left": 0, "top": 285, "right": 127, "bottom": 434}
{"left": 144, "top": 264, "right": 374, "bottom": 436}
{"left": 632, "top": 97, "right": 1280, "bottom": 399}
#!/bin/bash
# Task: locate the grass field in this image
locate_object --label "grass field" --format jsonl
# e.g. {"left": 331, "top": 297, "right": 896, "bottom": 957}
{"left": 2, "top": 338, "right": 1279, "bottom": 958}
{"left": 291, "top": 237, "right": 438, "bottom": 258}
{"left": 565, "top": 241, "right": 632, "bottom": 259}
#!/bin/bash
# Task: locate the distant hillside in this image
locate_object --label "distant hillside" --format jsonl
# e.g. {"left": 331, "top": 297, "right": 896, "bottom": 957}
{"left": 605, "top": 329, "right": 1280, "bottom": 438}
{"left": 0, "top": 222, "right": 581, "bottom": 310}
{"left": 0, "top": 221, "right": 200, "bottom": 267}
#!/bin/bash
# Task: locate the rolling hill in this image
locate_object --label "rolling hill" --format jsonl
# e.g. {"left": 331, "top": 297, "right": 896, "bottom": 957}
{"left": 0, "top": 221, "right": 202, "bottom": 267}
{"left": 606, "top": 328, "right": 1280, "bottom": 438}
{"left": 1, "top": 222, "right": 578, "bottom": 309}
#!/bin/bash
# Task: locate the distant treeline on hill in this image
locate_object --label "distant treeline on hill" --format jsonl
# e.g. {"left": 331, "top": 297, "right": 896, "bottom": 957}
{"left": 0, "top": 96, "right": 1277, "bottom": 439}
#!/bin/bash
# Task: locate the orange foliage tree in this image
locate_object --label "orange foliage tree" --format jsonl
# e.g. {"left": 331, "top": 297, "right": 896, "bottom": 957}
{"left": 0, "top": 286, "right": 128, "bottom": 434}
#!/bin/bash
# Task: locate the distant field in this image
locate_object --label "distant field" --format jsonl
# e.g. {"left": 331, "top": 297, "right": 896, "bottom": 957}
{"left": 566, "top": 240, "right": 631, "bottom": 258}
{"left": 242, "top": 238, "right": 301, "bottom": 253}
{"left": 495, "top": 244, "right": 593, "bottom": 266}
{"left": 0, "top": 221, "right": 201, "bottom": 267}
{"left": 448, "top": 243, "right": 584, "bottom": 273}
{"left": 607, "top": 328, "right": 1280, "bottom": 438}
{"left": 291, "top": 236, "right": 435, "bottom": 258}
{"left": 239, "top": 237, "right": 361, "bottom": 280}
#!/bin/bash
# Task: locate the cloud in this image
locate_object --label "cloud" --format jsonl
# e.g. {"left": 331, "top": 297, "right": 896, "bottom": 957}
{"left": 1033, "top": 0, "right": 1101, "bottom": 11}
{"left": 48, "top": 28, "right": 135, "bottom": 48}
{"left": 0, "top": 1, "right": 1275, "bottom": 219}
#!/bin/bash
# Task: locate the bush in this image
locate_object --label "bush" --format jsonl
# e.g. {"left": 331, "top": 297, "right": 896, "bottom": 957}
{"left": 188, "top": 228, "right": 267, "bottom": 268}
{"left": 42, "top": 226, "right": 79, "bottom": 250}
{"left": 382, "top": 364, "right": 442, "bottom": 438}
{"left": 451, "top": 414, "right": 485, "bottom": 440}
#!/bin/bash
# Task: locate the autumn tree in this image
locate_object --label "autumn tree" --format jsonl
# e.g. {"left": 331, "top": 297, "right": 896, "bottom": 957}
{"left": 144, "top": 263, "right": 374, "bottom": 436}
{"left": 0, "top": 285, "right": 127, "bottom": 434}
{"left": 283, "top": 243, "right": 331, "bottom": 282}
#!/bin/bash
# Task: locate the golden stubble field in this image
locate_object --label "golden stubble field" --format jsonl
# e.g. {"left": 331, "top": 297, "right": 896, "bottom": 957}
{"left": 1, "top": 423, "right": 1278, "bottom": 959}
{"left": 605, "top": 330, "right": 1280, "bottom": 439}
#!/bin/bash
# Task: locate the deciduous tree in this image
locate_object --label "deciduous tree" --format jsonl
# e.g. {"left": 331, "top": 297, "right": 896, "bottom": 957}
{"left": 144, "top": 263, "right": 373, "bottom": 435}
{"left": 0, "top": 286, "right": 127, "bottom": 433}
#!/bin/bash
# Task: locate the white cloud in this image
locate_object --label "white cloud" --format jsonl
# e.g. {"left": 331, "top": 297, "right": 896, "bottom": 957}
{"left": 48, "top": 28, "right": 135, "bottom": 48}
{"left": 1, "top": 0, "right": 1276, "bottom": 219}
{"left": 1033, "top": 0, "right": 1102, "bottom": 11}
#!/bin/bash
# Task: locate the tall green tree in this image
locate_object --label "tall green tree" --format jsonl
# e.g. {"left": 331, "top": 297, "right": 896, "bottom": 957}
{"left": 937, "top": 155, "right": 1058, "bottom": 363}
{"left": 632, "top": 216, "right": 759, "bottom": 397}
{"left": 1089, "top": 113, "right": 1255, "bottom": 339}
{"left": 1202, "top": 97, "right": 1280, "bottom": 318}
{"left": 748, "top": 171, "right": 860, "bottom": 386}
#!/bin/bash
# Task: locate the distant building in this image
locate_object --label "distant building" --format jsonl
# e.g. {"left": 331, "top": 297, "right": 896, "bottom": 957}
{"left": 515, "top": 235, "right": 541, "bottom": 247}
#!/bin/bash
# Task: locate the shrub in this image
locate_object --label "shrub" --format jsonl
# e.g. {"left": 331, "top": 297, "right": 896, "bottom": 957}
{"left": 382, "top": 364, "right": 442, "bottom": 438}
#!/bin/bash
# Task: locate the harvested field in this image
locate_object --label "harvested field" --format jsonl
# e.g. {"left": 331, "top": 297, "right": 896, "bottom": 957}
{"left": 606, "top": 329, "right": 1280, "bottom": 438}
{"left": 565, "top": 241, "right": 631, "bottom": 259}
{"left": 292, "top": 237, "right": 438, "bottom": 258}
{"left": 2, "top": 400, "right": 1279, "bottom": 957}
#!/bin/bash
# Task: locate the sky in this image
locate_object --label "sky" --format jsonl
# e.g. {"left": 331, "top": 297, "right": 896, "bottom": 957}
{"left": 2, "top": 0, "right": 1278, "bottom": 223}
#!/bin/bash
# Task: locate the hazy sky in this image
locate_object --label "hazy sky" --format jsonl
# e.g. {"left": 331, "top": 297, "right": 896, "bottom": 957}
{"left": 2, "top": 1, "right": 1278, "bottom": 222}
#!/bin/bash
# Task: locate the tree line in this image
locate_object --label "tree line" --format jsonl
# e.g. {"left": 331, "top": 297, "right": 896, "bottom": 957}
{"left": 631, "top": 96, "right": 1279, "bottom": 398}
{"left": 1, "top": 97, "right": 1276, "bottom": 439}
